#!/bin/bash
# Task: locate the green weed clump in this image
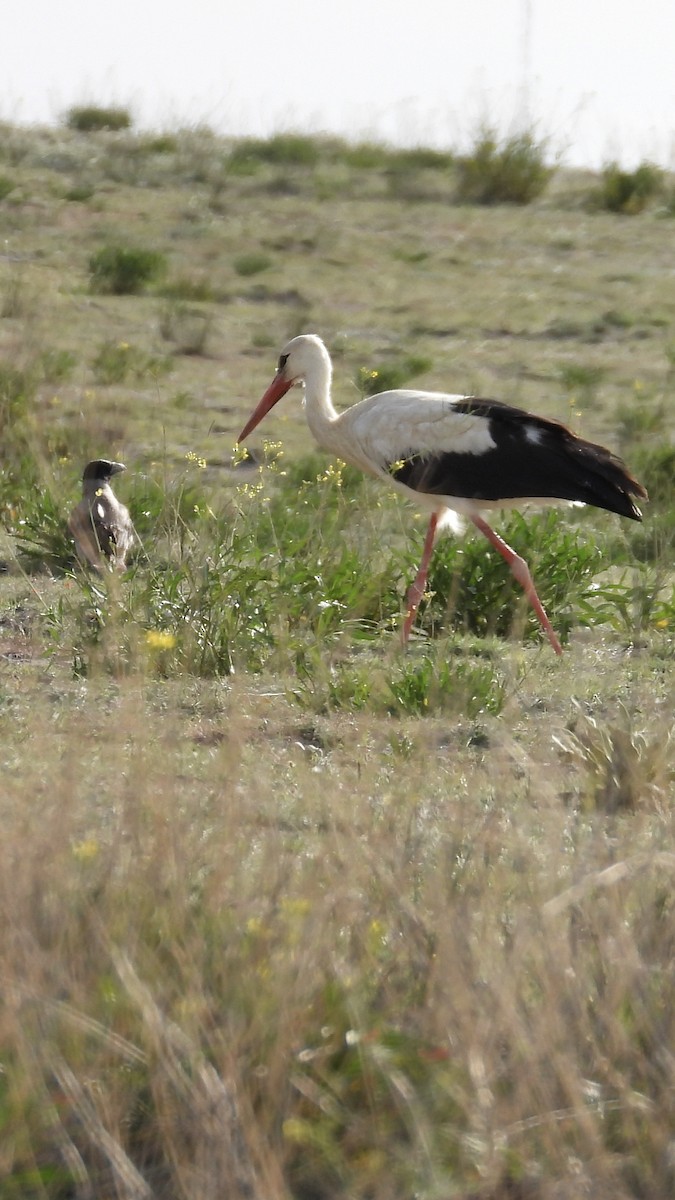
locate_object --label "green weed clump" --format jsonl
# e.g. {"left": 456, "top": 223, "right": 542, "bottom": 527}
{"left": 65, "top": 104, "right": 132, "bottom": 132}
{"left": 455, "top": 127, "right": 552, "bottom": 205}
{"left": 13, "top": 482, "right": 77, "bottom": 573}
{"left": 592, "top": 161, "right": 663, "bottom": 214}
{"left": 88, "top": 245, "right": 167, "bottom": 295}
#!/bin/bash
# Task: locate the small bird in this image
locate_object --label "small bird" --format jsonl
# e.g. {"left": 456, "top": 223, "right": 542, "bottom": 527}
{"left": 68, "top": 459, "right": 134, "bottom": 573}
{"left": 238, "top": 334, "right": 648, "bottom": 654}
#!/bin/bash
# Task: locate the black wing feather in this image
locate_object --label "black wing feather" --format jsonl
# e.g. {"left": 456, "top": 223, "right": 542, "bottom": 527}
{"left": 388, "top": 397, "right": 647, "bottom": 521}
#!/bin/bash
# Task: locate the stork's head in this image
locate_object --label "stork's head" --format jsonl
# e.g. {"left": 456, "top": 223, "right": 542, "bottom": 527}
{"left": 238, "top": 334, "right": 330, "bottom": 442}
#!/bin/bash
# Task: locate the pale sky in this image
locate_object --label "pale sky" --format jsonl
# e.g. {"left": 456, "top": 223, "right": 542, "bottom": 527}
{"left": 4, "top": 0, "right": 675, "bottom": 167}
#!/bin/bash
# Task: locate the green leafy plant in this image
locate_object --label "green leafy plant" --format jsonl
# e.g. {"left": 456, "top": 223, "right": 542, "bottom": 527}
{"left": 455, "top": 127, "right": 552, "bottom": 205}
{"left": 89, "top": 245, "right": 167, "bottom": 295}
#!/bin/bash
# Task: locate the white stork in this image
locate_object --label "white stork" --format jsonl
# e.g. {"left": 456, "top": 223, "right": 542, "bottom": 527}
{"left": 68, "top": 459, "right": 134, "bottom": 573}
{"left": 237, "top": 335, "right": 647, "bottom": 654}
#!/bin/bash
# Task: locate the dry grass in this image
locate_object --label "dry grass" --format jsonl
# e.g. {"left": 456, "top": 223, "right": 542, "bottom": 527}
{"left": 1, "top": 664, "right": 674, "bottom": 1197}
{"left": 0, "top": 122, "right": 673, "bottom": 1197}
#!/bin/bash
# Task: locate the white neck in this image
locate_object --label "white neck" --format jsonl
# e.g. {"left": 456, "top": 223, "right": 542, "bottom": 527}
{"left": 302, "top": 343, "right": 339, "bottom": 448}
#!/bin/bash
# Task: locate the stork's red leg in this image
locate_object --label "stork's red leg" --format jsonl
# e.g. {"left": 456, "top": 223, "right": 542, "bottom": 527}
{"left": 402, "top": 511, "right": 440, "bottom": 645}
{"left": 470, "top": 514, "right": 563, "bottom": 655}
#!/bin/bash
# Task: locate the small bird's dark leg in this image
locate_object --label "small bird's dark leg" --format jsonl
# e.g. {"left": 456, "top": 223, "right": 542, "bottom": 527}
{"left": 470, "top": 514, "right": 563, "bottom": 656}
{"left": 402, "top": 510, "right": 440, "bottom": 645}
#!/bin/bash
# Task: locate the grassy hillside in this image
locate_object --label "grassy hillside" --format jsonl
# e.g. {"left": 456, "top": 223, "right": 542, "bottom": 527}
{"left": 0, "top": 119, "right": 674, "bottom": 1198}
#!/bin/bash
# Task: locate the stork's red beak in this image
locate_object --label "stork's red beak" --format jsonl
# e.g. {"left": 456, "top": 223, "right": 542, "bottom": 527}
{"left": 237, "top": 372, "right": 293, "bottom": 442}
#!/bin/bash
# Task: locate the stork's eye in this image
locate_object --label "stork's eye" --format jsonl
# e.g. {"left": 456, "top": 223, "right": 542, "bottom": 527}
{"left": 278, "top": 353, "right": 289, "bottom": 370}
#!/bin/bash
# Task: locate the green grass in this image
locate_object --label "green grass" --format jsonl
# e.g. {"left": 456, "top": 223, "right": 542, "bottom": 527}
{"left": 91, "top": 339, "right": 172, "bottom": 384}
{"left": 0, "top": 119, "right": 673, "bottom": 1199}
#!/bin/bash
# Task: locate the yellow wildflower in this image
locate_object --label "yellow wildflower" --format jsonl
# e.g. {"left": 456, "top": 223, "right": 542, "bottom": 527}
{"left": 145, "top": 630, "right": 177, "bottom": 650}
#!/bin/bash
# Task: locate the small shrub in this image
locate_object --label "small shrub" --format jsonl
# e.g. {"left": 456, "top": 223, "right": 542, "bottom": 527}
{"left": 592, "top": 161, "right": 663, "bottom": 214}
{"left": 233, "top": 253, "right": 273, "bottom": 278}
{"left": 358, "top": 355, "right": 433, "bottom": 396}
{"left": 0, "top": 175, "right": 15, "bottom": 200}
{"left": 65, "top": 105, "right": 132, "bottom": 132}
{"left": 455, "top": 128, "right": 552, "bottom": 205}
{"left": 89, "top": 245, "right": 167, "bottom": 295}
